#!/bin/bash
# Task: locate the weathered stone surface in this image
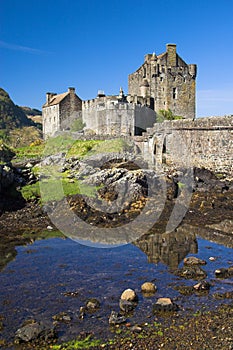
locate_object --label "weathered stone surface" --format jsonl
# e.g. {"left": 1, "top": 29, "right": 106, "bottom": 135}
{"left": 153, "top": 298, "right": 178, "bottom": 312}
{"left": 175, "top": 265, "right": 207, "bottom": 280}
{"left": 183, "top": 256, "right": 207, "bottom": 266}
{"left": 136, "top": 116, "right": 233, "bottom": 176}
{"left": 15, "top": 320, "right": 55, "bottom": 343}
{"left": 109, "top": 311, "right": 127, "bottom": 325}
{"left": 120, "top": 289, "right": 138, "bottom": 302}
{"left": 85, "top": 298, "right": 100, "bottom": 311}
{"left": 141, "top": 282, "right": 157, "bottom": 294}
{"left": 119, "top": 299, "right": 137, "bottom": 313}
{"left": 193, "top": 281, "right": 211, "bottom": 291}
{"left": 215, "top": 266, "right": 233, "bottom": 278}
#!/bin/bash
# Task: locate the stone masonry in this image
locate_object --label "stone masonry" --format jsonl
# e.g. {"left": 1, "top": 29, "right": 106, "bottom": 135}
{"left": 134, "top": 116, "right": 233, "bottom": 175}
{"left": 128, "top": 44, "right": 197, "bottom": 119}
{"left": 42, "top": 44, "right": 197, "bottom": 138}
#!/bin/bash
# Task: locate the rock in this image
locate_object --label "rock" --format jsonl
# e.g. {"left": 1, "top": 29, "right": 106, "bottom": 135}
{"left": 183, "top": 256, "right": 207, "bottom": 265}
{"left": 15, "top": 320, "right": 56, "bottom": 343}
{"left": 175, "top": 265, "right": 207, "bottom": 280}
{"left": 153, "top": 298, "right": 178, "bottom": 312}
{"left": 215, "top": 266, "right": 233, "bottom": 278}
{"left": 79, "top": 306, "right": 86, "bottom": 319}
{"left": 209, "top": 256, "right": 217, "bottom": 261}
{"left": 52, "top": 312, "right": 72, "bottom": 322}
{"left": 141, "top": 282, "right": 157, "bottom": 294}
{"left": 109, "top": 311, "right": 127, "bottom": 325}
{"left": 131, "top": 325, "right": 142, "bottom": 333}
{"left": 193, "top": 280, "right": 211, "bottom": 291}
{"left": 119, "top": 299, "right": 137, "bottom": 313}
{"left": 120, "top": 289, "right": 137, "bottom": 302}
{"left": 85, "top": 298, "right": 100, "bottom": 311}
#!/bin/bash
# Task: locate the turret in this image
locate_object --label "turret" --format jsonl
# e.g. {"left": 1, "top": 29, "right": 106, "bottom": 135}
{"left": 140, "top": 79, "right": 149, "bottom": 97}
{"left": 188, "top": 64, "right": 197, "bottom": 78}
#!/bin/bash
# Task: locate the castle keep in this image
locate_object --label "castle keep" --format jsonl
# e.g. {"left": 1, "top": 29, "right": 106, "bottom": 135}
{"left": 42, "top": 44, "right": 197, "bottom": 138}
{"left": 128, "top": 44, "right": 197, "bottom": 119}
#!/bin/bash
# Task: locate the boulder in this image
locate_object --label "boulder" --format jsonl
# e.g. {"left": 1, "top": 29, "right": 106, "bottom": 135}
{"left": 193, "top": 280, "right": 211, "bottom": 291}
{"left": 215, "top": 266, "right": 233, "bottom": 278}
{"left": 109, "top": 311, "right": 127, "bottom": 325}
{"left": 153, "top": 298, "right": 178, "bottom": 312}
{"left": 119, "top": 299, "right": 137, "bottom": 313}
{"left": 175, "top": 265, "right": 207, "bottom": 280}
{"left": 141, "top": 282, "right": 157, "bottom": 294}
{"left": 15, "top": 320, "right": 56, "bottom": 343}
{"left": 85, "top": 298, "right": 100, "bottom": 311}
{"left": 183, "top": 256, "right": 207, "bottom": 266}
{"left": 120, "top": 289, "right": 137, "bottom": 301}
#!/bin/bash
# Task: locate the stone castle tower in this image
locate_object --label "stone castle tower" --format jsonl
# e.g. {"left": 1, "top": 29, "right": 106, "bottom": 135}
{"left": 128, "top": 44, "right": 197, "bottom": 119}
{"left": 42, "top": 44, "right": 197, "bottom": 138}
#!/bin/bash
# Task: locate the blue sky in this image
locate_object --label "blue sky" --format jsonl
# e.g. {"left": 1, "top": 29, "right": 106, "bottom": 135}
{"left": 1, "top": 0, "right": 233, "bottom": 117}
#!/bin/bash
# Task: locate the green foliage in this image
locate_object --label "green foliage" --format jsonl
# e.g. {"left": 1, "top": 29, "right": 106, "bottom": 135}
{"left": 20, "top": 182, "right": 41, "bottom": 201}
{"left": 157, "top": 109, "right": 183, "bottom": 122}
{"left": 14, "top": 143, "right": 45, "bottom": 160}
{"left": 22, "top": 229, "right": 65, "bottom": 240}
{"left": 50, "top": 335, "right": 101, "bottom": 349}
{"left": 70, "top": 118, "right": 86, "bottom": 131}
{"left": 89, "top": 138, "right": 132, "bottom": 155}
{"left": 44, "top": 136, "right": 102, "bottom": 158}
{"left": 67, "top": 140, "right": 102, "bottom": 158}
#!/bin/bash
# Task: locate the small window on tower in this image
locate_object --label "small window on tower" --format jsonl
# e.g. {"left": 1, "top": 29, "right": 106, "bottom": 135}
{"left": 143, "top": 67, "right": 146, "bottom": 78}
{"left": 173, "top": 87, "right": 177, "bottom": 99}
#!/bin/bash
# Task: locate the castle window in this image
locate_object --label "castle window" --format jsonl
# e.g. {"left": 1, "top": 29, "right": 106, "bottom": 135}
{"left": 143, "top": 67, "right": 146, "bottom": 78}
{"left": 173, "top": 87, "right": 177, "bottom": 99}
{"left": 173, "top": 76, "right": 176, "bottom": 81}
{"left": 160, "top": 77, "right": 163, "bottom": 82}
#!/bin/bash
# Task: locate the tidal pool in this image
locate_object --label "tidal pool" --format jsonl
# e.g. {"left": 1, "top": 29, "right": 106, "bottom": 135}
{"left": 0, "top": 223, "right": 233, "bottom": 346}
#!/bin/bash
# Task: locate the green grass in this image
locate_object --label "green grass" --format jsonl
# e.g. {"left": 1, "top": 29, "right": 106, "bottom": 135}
{"left": 50, "top": 335, "right": 101, "bottom": 349}
{"left": 89, "top": 138, "right": 132, "bottom": 155}
{"left": 11, "top": 135, "right": 132, "bottom": 162}
{"left": 21, "top": 175, "right": 102, "bottom": 203}
{"left": 14, "top": 143, "right": 45, "bottom": 160}
{"left": 22, "top": 229, "right": 65, "bottom": 240}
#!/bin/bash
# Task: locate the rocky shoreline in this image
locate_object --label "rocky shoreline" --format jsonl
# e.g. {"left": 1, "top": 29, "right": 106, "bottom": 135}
{"left": 0, "top": 156, "right": 233, "bottom": 349}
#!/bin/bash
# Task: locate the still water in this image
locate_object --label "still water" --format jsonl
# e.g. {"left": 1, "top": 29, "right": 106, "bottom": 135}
{"left": 0, "top": 222, "right": 233, "bottom": 345}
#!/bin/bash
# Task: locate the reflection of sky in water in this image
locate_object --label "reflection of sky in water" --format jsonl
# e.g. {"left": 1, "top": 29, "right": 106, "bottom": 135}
{"left": 0, "top": 235, "right": 233, "bottom": 344}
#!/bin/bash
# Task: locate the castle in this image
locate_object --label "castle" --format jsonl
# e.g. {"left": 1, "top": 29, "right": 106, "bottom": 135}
{"left": 42, "top": 44, "right": 197, "bottom": 138}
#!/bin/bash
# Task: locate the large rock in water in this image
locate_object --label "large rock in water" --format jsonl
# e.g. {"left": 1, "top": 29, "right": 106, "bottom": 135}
{"left": 120, "top": 288, "right": 138, "bottom": 301}
{"left": 153, "top": 298, "right": 178, "bottom": 312}
{"left": 175, "top": 265, "right": 207, "bottom": 280}
{"left": 15, "top": 320, "right": 56, "bottom": 343}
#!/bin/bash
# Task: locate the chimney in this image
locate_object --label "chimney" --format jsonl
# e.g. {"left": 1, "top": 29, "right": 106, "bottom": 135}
{"left": 166, "top": 43, "right": 177, "bottom": 66}
{"left": 46, "top": 92, "right": 55, "bottom": 104}
{"left": 68, "top": 87, "right": 75, "bottom": 94}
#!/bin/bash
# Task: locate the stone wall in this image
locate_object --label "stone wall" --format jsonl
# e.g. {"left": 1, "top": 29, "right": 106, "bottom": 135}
{"left": 128, "top": 44, "right": 197, "bottom": 119}
{"left": 134, "top": 116, "right": 233, "bottom": 175}
{"left": 42, "top": 104, "right": 60, "bottom": 137}
{"left": 82, "top": 97, "right": 156, "bottom": 136}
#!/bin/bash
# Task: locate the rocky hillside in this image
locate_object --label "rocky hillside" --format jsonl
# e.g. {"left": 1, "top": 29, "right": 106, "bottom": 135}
{"left": 0, "top": 88, "right": 35, "bottom": 129}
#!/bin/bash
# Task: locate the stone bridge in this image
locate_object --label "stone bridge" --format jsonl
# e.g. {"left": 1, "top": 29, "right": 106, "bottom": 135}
{"left": 134, "top": 116, "right": 233, "bottom": 176}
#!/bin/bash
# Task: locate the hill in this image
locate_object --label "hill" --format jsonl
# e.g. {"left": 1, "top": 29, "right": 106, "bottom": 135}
{"left": 0, "top": 88, "right": 35, "bottom": 129}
